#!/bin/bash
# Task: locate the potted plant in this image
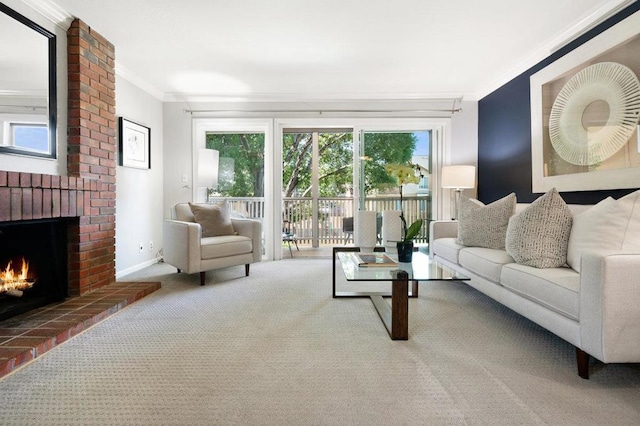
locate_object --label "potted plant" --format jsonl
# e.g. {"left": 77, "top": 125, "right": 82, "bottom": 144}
{"left": 385, "top": 163, "right": 424, "bottom": 262}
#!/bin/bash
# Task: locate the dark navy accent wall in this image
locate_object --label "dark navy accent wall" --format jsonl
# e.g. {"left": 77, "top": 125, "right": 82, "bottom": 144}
{"left": 478, "top": 2, "right": 640, "bottom": 204}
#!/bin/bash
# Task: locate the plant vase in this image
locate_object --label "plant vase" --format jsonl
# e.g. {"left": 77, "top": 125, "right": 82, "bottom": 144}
{"left": 396, "top": 241, "right": 414, "bottom": 262}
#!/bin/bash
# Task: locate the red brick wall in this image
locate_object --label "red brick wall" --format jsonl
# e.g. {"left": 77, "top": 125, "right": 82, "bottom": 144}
{"left": 66, "top": 19, "right": 116, "bottom": 295}
{"left": 0, "top": 19, "right": 116, "bottom": 296}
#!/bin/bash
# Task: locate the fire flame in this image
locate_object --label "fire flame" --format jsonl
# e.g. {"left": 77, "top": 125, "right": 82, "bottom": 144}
{"left": 0, "top": 258, "right": 34, "bottom": 293}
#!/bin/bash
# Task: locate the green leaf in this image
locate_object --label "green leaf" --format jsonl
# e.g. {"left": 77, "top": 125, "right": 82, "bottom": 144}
{"left": 404, "top": 219, "right": 423, "bottom": 241}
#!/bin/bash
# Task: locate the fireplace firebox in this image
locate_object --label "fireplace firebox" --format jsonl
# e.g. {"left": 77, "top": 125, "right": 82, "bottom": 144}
{"left": 0, "top": 218, "right": 69, "bottom": 321}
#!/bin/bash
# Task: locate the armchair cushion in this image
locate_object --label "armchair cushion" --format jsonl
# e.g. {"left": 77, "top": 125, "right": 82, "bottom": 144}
{"left": 201, "top": 235, "right": 252, "bottom": 259}
{"left": 189, "top": 201, "right": 235, "bottom": 237}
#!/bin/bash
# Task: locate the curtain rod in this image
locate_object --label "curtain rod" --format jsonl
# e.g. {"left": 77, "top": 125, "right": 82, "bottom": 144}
{"left": 184, "top": 108, "right": 462, "bottom": 114}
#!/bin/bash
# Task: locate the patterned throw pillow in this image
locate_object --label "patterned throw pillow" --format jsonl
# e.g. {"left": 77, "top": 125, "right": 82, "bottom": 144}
{"left": 505, "top": 188, "right": 572, "bottom": 268}
{"left": 188, "top": 201, "right": 235, "bottom": 237}
{"left": 456, "top": 193, "right": 516, "bottom": 249}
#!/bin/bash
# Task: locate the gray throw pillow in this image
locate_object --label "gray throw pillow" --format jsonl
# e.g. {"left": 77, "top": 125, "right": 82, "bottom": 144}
{"left": 188, "top": 201, "right": 235, "bottom": 237}
{"left": 505, "top": 188, "right": 572, "bottom": 268}
{"left": 456, "top": 193, "right": 516, "bottom": 249}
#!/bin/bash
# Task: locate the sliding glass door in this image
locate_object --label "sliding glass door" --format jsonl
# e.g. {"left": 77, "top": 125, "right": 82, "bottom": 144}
{"left": 282, "top": 129, "right": 353, "bottom": 253}
{"left": 359, "top": 130, "right": 432, "bottom": 244}
{"left": 193, "top": 118, "right": 446, "bottom": 260}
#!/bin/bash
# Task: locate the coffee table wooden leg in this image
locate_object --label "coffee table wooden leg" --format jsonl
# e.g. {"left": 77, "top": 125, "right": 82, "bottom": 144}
{"left": 391, "top": 278, "right": 409, "bottom": 340}
{"left": 370, "top": 278, "right": 409, "bottom": 340}
{"left": 411, "top": 280, "right": 418, "bottom": 297}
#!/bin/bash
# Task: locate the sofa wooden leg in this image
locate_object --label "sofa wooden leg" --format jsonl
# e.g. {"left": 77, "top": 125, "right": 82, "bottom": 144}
{"left": 245, "top": 264, "right": 250, "bottom": 276}
{"left": 177, "top": 268, "right": 181, "bottom": 273}
{"left": 200, "top": 271, "right": 206, "bottom": 286}
{"left": 576, "top": 347, "right": 590, "bottom": 379}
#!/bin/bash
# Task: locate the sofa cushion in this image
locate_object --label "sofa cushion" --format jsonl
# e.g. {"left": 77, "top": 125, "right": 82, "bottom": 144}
{"left": 505, "top": 188, "right": 572, "bottom": 268}
{"left": 567, "top": 190, "right": 640, "bottom": 272}
{"left": 500, "top": 263, "right": 580, "bottom": 320}
{"left": 201, "top": 235, "right": 252, "bottom": 259}
{"left": 431, "top": 237, "right": 465, "bottom": 264}
{"left": 189, "top": 201, "right": 236, "bottom": 237}
{"left": 456, "top": 193, "right": 516, "bottom": 249}
{"left": 458, "top": 247, "right": 514, "bottom": 284}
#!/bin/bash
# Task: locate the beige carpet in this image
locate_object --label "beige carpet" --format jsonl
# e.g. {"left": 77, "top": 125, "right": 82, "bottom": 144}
{"left": 0, "top": 258, "right": 639, "bottom": 425}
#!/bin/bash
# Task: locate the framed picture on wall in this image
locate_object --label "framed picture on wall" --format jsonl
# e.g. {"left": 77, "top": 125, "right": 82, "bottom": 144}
{"left": 530, "top": 10, "right": 640, "bottom": 193}
{"left": 118, "top": 117, "right": 150, "bottom": 170}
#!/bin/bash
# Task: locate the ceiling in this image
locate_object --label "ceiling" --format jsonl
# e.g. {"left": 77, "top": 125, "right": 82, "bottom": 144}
{"left": 26, "top": 0, "right": 640, "bottom": 101}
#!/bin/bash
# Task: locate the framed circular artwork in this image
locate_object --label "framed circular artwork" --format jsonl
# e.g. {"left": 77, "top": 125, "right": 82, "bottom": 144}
{"left": 548, "top": 62, "right": 640, "bottom": 166}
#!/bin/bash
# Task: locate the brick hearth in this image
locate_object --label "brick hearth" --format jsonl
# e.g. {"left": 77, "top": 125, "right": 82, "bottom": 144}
{"left": 0, "top": 281, "right": 160, "bottom": 379}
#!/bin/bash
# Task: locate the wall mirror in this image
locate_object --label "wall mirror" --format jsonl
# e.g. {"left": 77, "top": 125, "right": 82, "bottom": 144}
{"left": 0, "top": 3, "right": 56, "bottom": 159}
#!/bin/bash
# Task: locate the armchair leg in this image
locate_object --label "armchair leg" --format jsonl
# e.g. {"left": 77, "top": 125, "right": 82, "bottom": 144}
{"left": 245, "top": 264, "right": 250, "bottom": 276}
{"left": 576, "top": 347, "right": 590, "bottom": 379}
{"left": 200, "top": 271, "right": 206, "bottom": 286}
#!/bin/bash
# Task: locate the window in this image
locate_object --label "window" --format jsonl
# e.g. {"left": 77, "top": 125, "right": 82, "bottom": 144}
{"left": 6, "top": 122, "right": 49, "bottom": 154}
{"left": 206, "top": 132, "right": 265, "bottom": 198}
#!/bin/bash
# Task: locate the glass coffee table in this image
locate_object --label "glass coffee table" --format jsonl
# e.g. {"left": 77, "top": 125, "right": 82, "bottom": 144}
{"left": 333, "top": 247, "right": 469, "bottom": 340}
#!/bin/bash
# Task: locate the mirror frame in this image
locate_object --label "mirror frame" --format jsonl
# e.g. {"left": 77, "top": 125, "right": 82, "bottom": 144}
{"left": 0, "top": 3, "right": 57, "bottom": 159}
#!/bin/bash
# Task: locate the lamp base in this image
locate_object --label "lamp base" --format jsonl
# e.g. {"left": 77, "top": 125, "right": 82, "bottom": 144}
{"left": 451, "top": 189, "right": 463, "bottom": 220}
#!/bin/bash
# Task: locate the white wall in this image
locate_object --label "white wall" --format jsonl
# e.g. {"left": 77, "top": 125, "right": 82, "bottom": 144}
{"left": 450, "top": 101, "right": 478, "bottom": 166}
{"left": 115, "top": 77, "right": 164, "bottom": 277}
{"left": 163, "top": 102, "right": 194, "bottom": 217}
{"left": 450, "top": 100, "right": 479, "bottom": 199}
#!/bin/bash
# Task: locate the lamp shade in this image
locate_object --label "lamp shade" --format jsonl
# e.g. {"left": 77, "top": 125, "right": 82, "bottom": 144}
{"left": 441, "top": 165, "right": 476, "bottom": 189}
{"left": 197, "top": 148, "right": 219, "bottom": 189}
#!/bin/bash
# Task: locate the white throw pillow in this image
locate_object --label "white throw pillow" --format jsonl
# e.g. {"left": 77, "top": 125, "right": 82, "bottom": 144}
{"left": 567, "top": 190, "right": 640, "bottom": 272}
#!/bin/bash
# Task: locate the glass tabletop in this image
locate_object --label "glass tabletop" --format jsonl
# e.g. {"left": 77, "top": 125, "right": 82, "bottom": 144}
{"left": 337, "top": 251, "right": 469, "bottom": 282}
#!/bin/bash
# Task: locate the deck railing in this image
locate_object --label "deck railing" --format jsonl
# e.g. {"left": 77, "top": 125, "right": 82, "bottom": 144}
{"left": 213, "top": 195, "right": 432, "bottom": 246}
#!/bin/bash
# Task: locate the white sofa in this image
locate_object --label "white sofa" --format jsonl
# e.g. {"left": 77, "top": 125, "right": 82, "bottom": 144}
{"left": 430, "top": 202, "right": 640, "bottom": 379}
{"left": 163, "top": 203, "right": 262, "bottom": 286}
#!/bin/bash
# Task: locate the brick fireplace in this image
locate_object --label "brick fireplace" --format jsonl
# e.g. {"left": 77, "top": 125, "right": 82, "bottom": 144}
{"left": 0, "top": 172, "right": 112, "bottom": 297}
{"left": 1, "top": 18, "right": 115, "bottom": 313}
{"left": 0, "top": 19, "right": 160, "bottom": 378}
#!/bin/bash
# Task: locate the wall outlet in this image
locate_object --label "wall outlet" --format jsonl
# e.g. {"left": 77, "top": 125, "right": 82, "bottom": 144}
{"left": 138, "top": 243, "right": 144, "bottom": 253}
{"left": 149, "top": 240, "right": 154, "bottom": 251}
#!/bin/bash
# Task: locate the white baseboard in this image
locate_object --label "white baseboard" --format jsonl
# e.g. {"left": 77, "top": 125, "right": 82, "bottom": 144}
{"left": 116, "top": 257, "right": 163, "bottom": 280}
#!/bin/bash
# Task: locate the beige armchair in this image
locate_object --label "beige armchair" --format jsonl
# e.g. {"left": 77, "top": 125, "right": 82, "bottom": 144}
{"left": 163, "top": 203, "right": 262, "bottom": 286}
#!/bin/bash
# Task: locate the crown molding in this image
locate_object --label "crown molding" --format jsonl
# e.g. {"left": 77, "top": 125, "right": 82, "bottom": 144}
{"left": 162, "top": 91, "right": 466, "bottom": 105}
{"left": 18, "top": 0, "right": 74, "bottom": 30}
{"left": 473, "top": 0, "right": 636, "bottom": 100}
{"left": 115, "top": 64, "right": 165, "bottom": 101}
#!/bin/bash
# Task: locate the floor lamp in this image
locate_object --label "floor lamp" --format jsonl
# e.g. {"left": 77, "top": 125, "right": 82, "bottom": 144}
{"left": 441, "top": 165, "right": 476, "bottom": 220}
